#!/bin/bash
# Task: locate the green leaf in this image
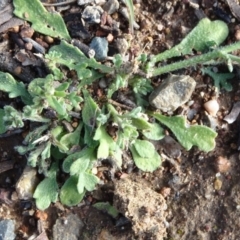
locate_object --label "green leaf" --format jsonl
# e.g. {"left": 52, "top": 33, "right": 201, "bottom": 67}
{"left": 0, "top": 109, "right": 6, "bottom": 134}
{"left": 27, "top": 144, "right": 46, "bottom": 167}
{"left": 151, "top": 18, "right": 229, "bottom": 63}
{"left": 133, "top": 139, "right": 155, "bottom": 158}
{"left": 46, "top": 96, "right": 67, "bottom": 117}
{"left": 130, "top": 145, "right": 161, "bottom": 172}
{"left": 93, "top": 202, "right": 119, "bottom": 218}
{"left": 41, "top": 141, "right": 51, "bottom": 160}
{"left": 93, "top": 126, "right": 114, "bottom": 159}
{"left": 0, "top": 72, "right": 32, "bottom": 104}
{"left": 124, "top": 0, "right": 135, "bottom": 33}
{"left": 70, "top": 158, "right": 90, "bottom": 175}
{"left": 82, "top": 89, "right": 100, "bottom": 128}
{"left": 202, "top": 67, "right": 234, "bottom": 91}
{"left": 13, "top": 0, "right": 70, "bottom": 40}
{"left": 3, "top": 106, "right": 24, "bottom": 129}
{"left": 180, "top": 18, "right": 229, "bottom": 53}
{"left": 55, "top": 82, "right": 70, "bottom": 92}
{"left": 60, "top": 176, "right": 85, "bottom": 206}
{"left": 153, "top": 113, "right": 217, "bottom": 152}
{"left": 83, "top": 172, "right": 99, "bottom": 191}
{"left": 142, "top": 122, "right": 165, "bottom": 140}
{"left": 33, "top": 177, "right": 58, "bottom": 210}
{"left": 131, "top": 117, "right": 152, "bottom": 130}
{"left": 47, "top": 41, "right": 112, "bottom": 73}
{"left": 59, "top": 123, "right": 82, "bottom": 151}
{"left": 63, "top": 148, "right": 95, "bottom": 173}
{"left": 77, "top": 172, "right": 99, "bottom": 194}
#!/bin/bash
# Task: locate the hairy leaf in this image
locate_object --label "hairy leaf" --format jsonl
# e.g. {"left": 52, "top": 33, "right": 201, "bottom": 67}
{"left": 202, "top": 67, "right": 234, "bottom": 91}
{"left": 63, "top": 148, "right": 95, "bottom": 173}
{"left": 82, "top": 89, "right": 100, "bottom": 128}
{"left": 0, "top": 72, "right": 32, "bottom": 104}
{"left": 130, "top": 144, "right": 161, "bottom": 172}
{"left": 59, "top": 123, "right": 82, "bottom": 151}
{"left": 142, "top": 122, "right": 165, "bottom": 140}
{"left": 33, "top": 177, "right": 58, "bottom": 210}
{"left": 151, "top": 18, "right": 229, "bottom": 63}
{"left": 93, "top": 202, "right": 119, "bottom": 218}
{"left": 13, "top": 0, "right": 70, "bottom": 40}
{"left": 60, "top": 176, "right": 85, "bottom": 206}
{"left": 77, "top": 172, "right": 99, "bottom": 194}
{"left": 0, "top": 109, "right": 6, "bottom": 134}
{"left": 133, "top": 139, "right": 155, "bottom": 158}
{"left": 153, "top": 113, "right": 217, "bottom": 152}
{"left": 93, "top": 126, "right": 115, "bottom": 159}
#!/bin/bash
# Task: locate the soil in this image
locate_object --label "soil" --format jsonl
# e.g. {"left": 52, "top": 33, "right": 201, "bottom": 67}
{"left": 1, "top": 0, "right": 240, "bottom": 239}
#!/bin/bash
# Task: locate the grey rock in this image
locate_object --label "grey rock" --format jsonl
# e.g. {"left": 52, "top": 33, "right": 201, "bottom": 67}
{"left": 95, "top": 0, "right": 106, "bottom": 5}
{"left": 149, "top": 74, "right": 196, "bottom": 112}
{"left": 99, "top": 78, "right": 108, "bottom": 88}
{"left": 78, "top": 0, "right": 94, "bottom": 5}
{"left": 15, "top": 166, "right": 39, "bottom": 200}
{"left": 0, "top": 0, "right": 10, "bottom": 10}
{"left": 53, "top": 213, "right": 84, "bottom": 240}
{"left": 103, "top": 0, "right": 119, "bottom": 14}
{"left": 0, "top": 219, "right": 15, "bottom": 240}
{"left": 82, "top": 6, "right": 103, "bottom": 24}
{"left": 114, "top": 38, "right": 128, "bottom": 55}
{"left": 90, "top": 37, "right": 108, "bottom": 60}
{"left": 159, "top": 135, "right": 182, "bottom": 158}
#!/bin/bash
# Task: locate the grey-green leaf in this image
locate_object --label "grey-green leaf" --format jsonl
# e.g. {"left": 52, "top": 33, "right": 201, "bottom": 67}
{"left": 0, "top": 109, "right": 6, "bottom": 134}
{"left": 153, "top": 113, "right": 217, "bottom": 152}
{"left": 133, "top": 139, "right": 155, "bottom": 158}
{"left": 0, "top": 72, "right": 32, "bottom": 104}
{"left": 33, "top": 177, "right": 58, "bottom": 210}
{"left": 60, "top": 176, "right": 85, "bottom": 206}
{"left": 13, "top": 0, "right": 70, "bottom": 40}
{"left": 142, "top": 122, "right": 165, "bottom": 140}
{"left": 130, "top": 145, "right": 161, "bottom": 172}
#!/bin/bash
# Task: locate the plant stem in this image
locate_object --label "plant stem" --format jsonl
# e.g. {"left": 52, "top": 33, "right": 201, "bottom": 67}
{"left": 151, "top": 41, "right": 240, "bottom": 77}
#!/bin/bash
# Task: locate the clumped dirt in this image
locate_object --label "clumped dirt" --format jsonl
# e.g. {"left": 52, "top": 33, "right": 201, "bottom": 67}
{"left": 1, "top": 0, "right": 240, "bottom": 239}
{"left": 114, "top": 178, "right": 167, "bottom": 239}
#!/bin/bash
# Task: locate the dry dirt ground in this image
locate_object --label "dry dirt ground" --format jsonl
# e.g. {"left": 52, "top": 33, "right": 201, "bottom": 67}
{"left": 1, "top": 0, "right": 240, "bottom": 239}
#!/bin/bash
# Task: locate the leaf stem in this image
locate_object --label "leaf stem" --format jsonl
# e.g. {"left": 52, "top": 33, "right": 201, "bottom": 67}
{"left": 151, "top": 41, "right": 240, "bottom": 77}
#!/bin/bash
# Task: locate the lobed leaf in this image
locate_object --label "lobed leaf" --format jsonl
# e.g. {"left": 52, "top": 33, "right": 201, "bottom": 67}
{"left": 153, "top": 113, "right": 217, "bottom": 152}
{"left": 93, "top": 202, "right": 119, "bottom": 218}
{"left": 0, "top": 72, "right": 32, "bottom": 104}
{"left": 33, "top": 177, "right": 58, "bottom": 210}
{"left": 13, "top": 0, "right": 70, "bottom": 40}
{"left": 60, "top": 176, "right": 85, "bottom": 206}
{"left": 142, "top": 122, "right": 165, "bottom": 140}
{"left": 0, "top": 109, "right": 6, "bottom": 134}
{"left": 130, "top": 144, "right": 161, "bottom": 172}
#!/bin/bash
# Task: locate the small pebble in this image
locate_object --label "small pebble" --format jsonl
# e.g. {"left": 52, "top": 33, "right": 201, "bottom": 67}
{"left": 90, "top": 37, "right": 108, "bottom": 60}
{"left": 44, "top": 36, "right": 54, "bottom": 44}
{"left": 102, "top": 0, "right": 119, "bottom": 15}
{"left": 25, "top": 42, "right": 33, "bottom": 50}
{"left": 20, "top": 26, "right": 34, "bottom": 38}
{"left": 204, "top": 99, "right": 219, "bottom": 116}
{"left": 11, "top": 26, "right": 20, "bottom": 33}
{"left": 235, "top": 29, "right": 240, "bottom": 41}
{"left": 214, "top": 178, "right": 222, "bottom": 190}
{"left": 99, "top": 78, "right": 108, "bottom": 88}
{"left": 215, "top": 156, "right": 231, "bottom": 173}
{"left": 78, "top": 0, "right": 94, "bottom": 5}
{"left": 160, "top": 187, "right": 171, "bottom": 198}
{"left": 14, "top": 66, "right": 22, "bottom": 75}
{"left": 82, "top": 6, "right": 103, "bottom": 24}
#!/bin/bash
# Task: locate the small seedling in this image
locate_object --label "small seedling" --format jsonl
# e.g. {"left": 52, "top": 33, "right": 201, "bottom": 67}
{"left": 0, "top": 0, "right": 239, "bottom": 209}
